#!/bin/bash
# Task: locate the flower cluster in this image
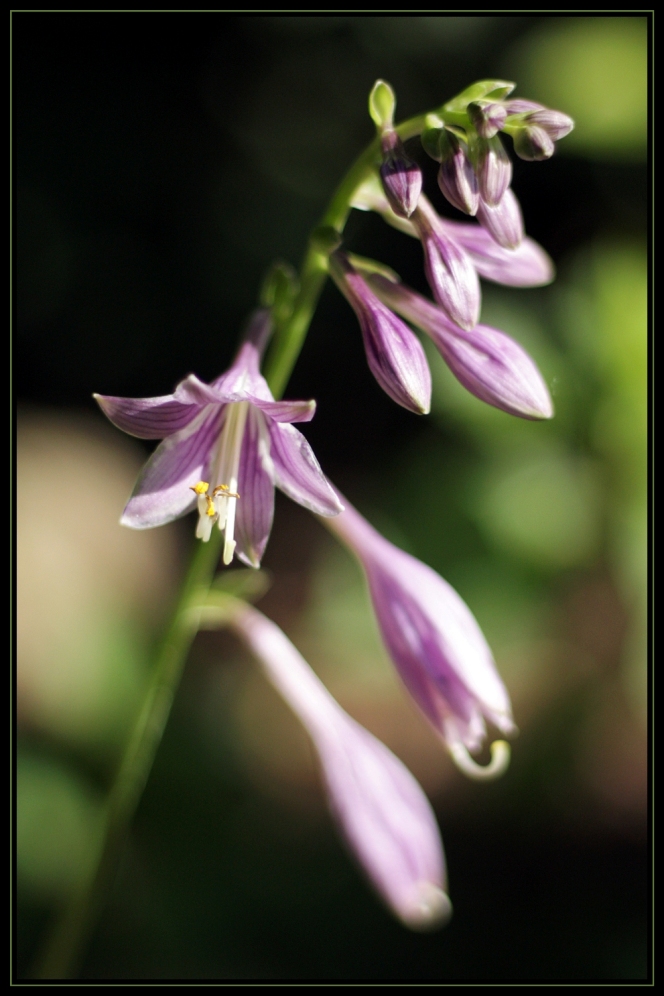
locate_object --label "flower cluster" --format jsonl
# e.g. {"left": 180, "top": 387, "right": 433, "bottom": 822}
{"left": 96, "top": 78, "right": 572, "bottom": 929}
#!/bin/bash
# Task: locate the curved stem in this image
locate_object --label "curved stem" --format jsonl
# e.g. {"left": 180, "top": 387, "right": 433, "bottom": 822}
{"left": 32, "top": 106, "right": 432, "bottom": 980}
{"left": 263, "top": 112, "right": 429, "bottom": 397}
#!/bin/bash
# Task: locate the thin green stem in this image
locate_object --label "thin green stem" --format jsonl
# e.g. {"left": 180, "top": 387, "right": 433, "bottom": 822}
{"left": 33, "top": 533, "right": 223, "bottom": 979}
{"left": 263, "top": 112, "right": 429, "bottom": 397}
{"left": 32, "top": 105, "right": 433, "bottom": 981}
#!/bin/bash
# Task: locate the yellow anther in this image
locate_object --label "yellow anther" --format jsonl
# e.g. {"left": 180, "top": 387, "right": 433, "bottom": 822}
{"left": 213, "top": 484, "right": 240, "bottom": 499}
{"left": 190, "top": 481, "right": 210, "bottom": 495}
{"left": 205, "top": 495, "right": 216, "bottom": 517}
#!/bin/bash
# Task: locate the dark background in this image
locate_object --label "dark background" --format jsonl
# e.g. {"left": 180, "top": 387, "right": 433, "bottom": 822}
{"left": 15, "top": 14, "right": 649, "bottom": 982}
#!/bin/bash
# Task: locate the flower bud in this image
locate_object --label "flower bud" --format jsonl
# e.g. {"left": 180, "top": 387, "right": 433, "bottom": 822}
{"left": 473, "top": 134, "right": 512, "bottom": 206}
{"left": 467, "top": 100, "right": 507, "bottom": 139}
{"left": 366, "top": 274, "right": 553, "bottom": 420}
{"left": 434, "top": 128, "right": 479, "bottom": 216}
{"left": 476, "top": 187, "right": 524, "bottom": 250}
{"left": 513, "top": 125, "right": 555, "bottom": 161}
{"left": 380, "top": 130, "right": 423, "bottom": 219}
{"left": 527, "top": 109, "right": 574, "bottom": 141}
{"left": 368, "top": 79, "right": 396, "bottom": 130}
{"left": 411, "top": 196, "right": 480, "bottom": 331}
{"left": 329, "top": 251, "right": 431, "bottom": 414}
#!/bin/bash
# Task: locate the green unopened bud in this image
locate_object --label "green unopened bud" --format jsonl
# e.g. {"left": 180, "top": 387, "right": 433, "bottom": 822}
{"left": 310, "top": 225, "right": 343, "bottom": 256}
{"left": 369, "top": 80, "right": 396, "bottom": 131}
{"left": 443, "top": 79, "right": 515, "bottom": 114}
{"left": 260, "top": 261, "right": 299, "bottom": 325}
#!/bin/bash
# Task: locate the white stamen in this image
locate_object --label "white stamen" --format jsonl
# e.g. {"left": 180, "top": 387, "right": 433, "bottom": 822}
{"left": 210, "top": 400, "right": 249, "bottom": 565}
{"left": 448, "top": 739, "right": 511, "bottom": 781}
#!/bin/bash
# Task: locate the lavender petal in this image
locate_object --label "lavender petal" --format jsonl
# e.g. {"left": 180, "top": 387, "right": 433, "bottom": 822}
{"left": 93, "top": 391, "right": 201, "bottom": 440}
{"left": 268, "top": 422, "right": 343, "bottom": 516}
{"left": 234, "top": 407, "right": 275, "bottom": 568}
{"left": 121, "top": 406, "right": 223, "bottom": 528}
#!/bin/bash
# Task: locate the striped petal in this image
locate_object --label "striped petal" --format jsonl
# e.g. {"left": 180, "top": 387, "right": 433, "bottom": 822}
{"left": 121, "top": 406, "right": 223, "bottom": 528}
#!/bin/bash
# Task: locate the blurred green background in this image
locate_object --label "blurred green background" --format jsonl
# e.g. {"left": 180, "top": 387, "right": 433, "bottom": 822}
{"left": 15, "top": 14, "right": 649, "bottom": 981}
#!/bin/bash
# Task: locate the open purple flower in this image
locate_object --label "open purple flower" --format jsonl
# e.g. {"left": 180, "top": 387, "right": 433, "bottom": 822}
{"left": 230, "top": 601, "right": 451, "bottom": 929}
{"left": 94, "top": 310, "right": 342, "bottom": 567}
{"left": 325, "top": 496, "right": 516, "bottom": 780}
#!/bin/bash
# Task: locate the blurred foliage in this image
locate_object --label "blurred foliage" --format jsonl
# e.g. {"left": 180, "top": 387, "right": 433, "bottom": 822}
{"left": 507, "top": 17, "right": 648, "bottom": 159}
{"left": 15, "top": 13, "right": 649, "bottom": 982}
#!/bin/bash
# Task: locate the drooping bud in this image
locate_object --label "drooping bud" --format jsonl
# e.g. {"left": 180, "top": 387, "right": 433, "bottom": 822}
{"left": 411, "top": 196, "right": 481, "bottom": 331}
{"left": 476, "top": 187, "right": 524, "bottom": 250}
{"left": 366, "top": 274, "right": 554, "bottom": 420}
{"left": 512, "top": 125, "right": 555, "bottom": 162}
{"left": 467, "top": 100, "right": 507, "bottom": 139}
{"left": 329, "top": 251, "right": 431, "bottom": 414}
{"left": 527, "top": 108, "right": 574, "bottom": 142}
{"left": 424, "top": 127, "right": 479, "bottom": 216}
{"left": 473, "top": 134, "right": 512, "bottom": 207}
{"left": 505, "top": 105, "right": 574, "bottom": 160}
{"left": 379, "top": 129, "right": 423, "bottom": 219}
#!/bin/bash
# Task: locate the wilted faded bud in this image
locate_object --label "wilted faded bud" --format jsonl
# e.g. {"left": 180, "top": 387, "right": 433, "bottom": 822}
{"left": 476, "top": 187, "right": 524, "bottom": 250}
{"left": 423, "top": 127, "right": 479, "bottom": 216}
{"left": 467, "top": 100, "right": 507, "bottom": 139}
{"left": 473, "top": 134, "right": 512, "bottom": 206}
{"left": 380, "top": 130, "right": 423, "bottom": 219}
{"left": 329, "top": 251, "right": 431, "bottom": 414}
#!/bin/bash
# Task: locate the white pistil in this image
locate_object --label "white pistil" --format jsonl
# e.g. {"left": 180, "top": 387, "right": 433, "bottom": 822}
{"left": 448, "top": 739, "right": 511, "bottom": 781}
{"left": 210, "top": 401, "right": 249, "bottom": 565}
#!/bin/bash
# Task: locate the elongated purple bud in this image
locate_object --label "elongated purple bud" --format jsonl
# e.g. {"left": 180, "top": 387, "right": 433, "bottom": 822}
{"left": 366, "top": 274, "right": 553, "bottom": 420}
{"left": 467, "top": 100, "right": 507, "bottom": 139}
{"left": 435, "top": 130, "right": 479, "bottom": 216}
{"left": 474, "top": 135, "right": 512, "bottom": 207}
{"left": 476, "top": 187, "right": 524, "bottom": 250}
{"left": 325, "top": 497, "right": 516, "bottom": 774}
{"left": 411, "top": 196, "right": 481, "bottom": 331}
{"left": 379, "top": 130, "right": 423, "bottom": 219}
{"left": 330, "top": 251, "right": 431, "bottom": 414}
{"left": 231, "top": 602, "right": 451, "bottom": 929}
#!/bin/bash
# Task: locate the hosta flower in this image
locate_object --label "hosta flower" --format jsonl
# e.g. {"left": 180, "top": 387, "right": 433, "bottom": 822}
{"left": 94, "top": 310, "right": 342, "bottom": 567}
{"left": 325, "top": 496, "right": 516, "bottom": 780}
{"left": 365, "top": 271, "right": 553, "bottom": 420}
{"left": 329, "top": 250, "right": 431, "bottom": 414}
{"left": 229, "top": 601, "right": 451, "bottom": 929}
